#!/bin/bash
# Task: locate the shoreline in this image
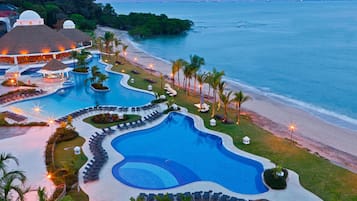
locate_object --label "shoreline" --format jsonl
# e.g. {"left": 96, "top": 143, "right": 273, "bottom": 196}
{"left": 96, "top": 26, "right": 357, "bottom": 173}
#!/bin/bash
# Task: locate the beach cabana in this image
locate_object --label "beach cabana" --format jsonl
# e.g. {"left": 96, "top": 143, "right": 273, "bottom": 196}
{"left": 38, "top": 59, "right": 72, "bottom": 79}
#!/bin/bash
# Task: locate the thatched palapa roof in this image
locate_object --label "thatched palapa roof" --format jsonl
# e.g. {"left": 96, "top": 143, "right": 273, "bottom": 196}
{"left": 0, "top": 25, "right": 76, "bottom": 55}
{"left": 42, "top": 59, "right": 67, "bottom": 71}
{"left": 58, "top": 29, "right": 91, "bottom": 44}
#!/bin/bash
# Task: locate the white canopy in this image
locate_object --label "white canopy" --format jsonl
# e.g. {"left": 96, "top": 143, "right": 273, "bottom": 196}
{"left": 194, "top": 103, "right": 210, "bottom": 113}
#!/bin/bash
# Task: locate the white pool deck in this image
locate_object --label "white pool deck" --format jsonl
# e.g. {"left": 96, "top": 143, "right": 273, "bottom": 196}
{"left": 0, "top": 56, "right": 322, "bottom": 201}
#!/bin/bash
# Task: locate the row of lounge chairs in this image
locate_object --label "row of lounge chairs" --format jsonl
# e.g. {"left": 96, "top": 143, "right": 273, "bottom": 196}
{"left": 1, "top": 111, "right": 28, "bottom": 122}
{"left": 0, "top": 89, "right": 45, "bottom": 105}
{"left": 137, "top": 191, "right": 248, "bottom": 201}
{"left": 83, "top": 111, "right": 164, "bottom": 182}
{"left": 55, "top": 104, "right": 158, "bottom": 123}
{"left": 83, "top": 132, "right": 108, "bottom": 183}
{"left": 143, "top": 110, "right": 162, "bottom": 122}
{"left": 116, "top": 110, "right": 162, "bottom": 131}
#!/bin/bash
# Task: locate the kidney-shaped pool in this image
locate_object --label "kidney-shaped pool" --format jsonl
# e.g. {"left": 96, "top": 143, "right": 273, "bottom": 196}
{"left": 112, "top": 112, "right": 268, "bottom": 194}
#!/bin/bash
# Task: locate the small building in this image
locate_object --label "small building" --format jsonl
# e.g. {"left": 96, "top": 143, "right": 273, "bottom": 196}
{"left": 38, "top": 59, "right": 72, "bottom": 79}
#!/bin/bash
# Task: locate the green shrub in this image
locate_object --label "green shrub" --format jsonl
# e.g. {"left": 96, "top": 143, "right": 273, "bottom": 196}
{"left": 91, "top": 83, "right": 109, "bottom": 90}
{"left": 264, "top": 168, "right": 288, "bottom": 189}
{"left": 151, "top": 99, "right": 166, "bottom": 104}
{"left": 73, "top": 67, "right": 89, "bottom": 73}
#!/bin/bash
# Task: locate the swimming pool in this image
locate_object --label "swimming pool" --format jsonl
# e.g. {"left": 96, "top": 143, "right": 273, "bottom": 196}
{"left": 8, "top": 55, "right": 154, "bottom": 118}
{"left": 112, "top": 112, "right": 268, "bottom": 194}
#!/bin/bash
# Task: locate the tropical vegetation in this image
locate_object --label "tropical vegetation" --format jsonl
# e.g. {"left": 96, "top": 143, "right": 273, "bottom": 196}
{"left": 72, "top": 50, "right": 91, "bottom": 73}
{"left": 264, "top": 166, "right": 288, "bottom": 189}
{"left": 86, "top": 66, "right": 109, "bottom": 90}
{"left": 0, "top": 153, "right": 29, "bottom": 201}
{"left": 45, "top": 117, "right": 88, "bottom": 201}
{"left": 5, "top": 0, "right": 192, "bottom": 37}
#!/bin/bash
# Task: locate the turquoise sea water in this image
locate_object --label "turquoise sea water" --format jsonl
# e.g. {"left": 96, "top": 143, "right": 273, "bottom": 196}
{"left": 112, "top": 112, "right": 267, "bottom": 194}
{"left": 106, "top": 1, "right": 357, "bottom": 130}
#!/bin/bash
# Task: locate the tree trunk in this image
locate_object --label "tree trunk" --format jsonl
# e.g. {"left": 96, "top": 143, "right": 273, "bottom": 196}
{"left": 211, "top": 90, "right": 216, "bottom": 118}
{"left": 224, "top": 104, "right": 228, "bottom": 122}
{"left": 177, "top": 72, "right": 180, "bottom": 87}
{"left": 237, "top": 104, "right": 241, "bottom": 125}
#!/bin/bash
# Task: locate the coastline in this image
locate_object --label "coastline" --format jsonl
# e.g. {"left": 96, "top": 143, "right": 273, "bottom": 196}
{"left": 96, "top": 26, "right": 357, "bottom": 173}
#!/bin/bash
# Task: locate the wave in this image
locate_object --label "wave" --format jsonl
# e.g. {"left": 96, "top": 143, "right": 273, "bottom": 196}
{"left": 225, "top": 77, "right": 357, "bottom": 131}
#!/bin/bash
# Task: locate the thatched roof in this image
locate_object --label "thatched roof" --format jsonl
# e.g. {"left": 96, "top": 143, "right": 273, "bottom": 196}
{"left": 58, "top": 29, "right": 91, "bottom": 43}
{"left": 42, "top": 59, "right": 67, "bottom": 71}
{"left": 0, "top": 25, "right": 76, "bottom": 55}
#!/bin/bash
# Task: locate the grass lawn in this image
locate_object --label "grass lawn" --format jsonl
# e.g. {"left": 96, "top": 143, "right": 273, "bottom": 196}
{"left": 83, "top": 114, "right": 141, "bottom": 128}
{"left": 108, "top": 54, "right": 357, "bottom": 201}
{"left": 54, "top": 136, "right": 88, "bottom": 201}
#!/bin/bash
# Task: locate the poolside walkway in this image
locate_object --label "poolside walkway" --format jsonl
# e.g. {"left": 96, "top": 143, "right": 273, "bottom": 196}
{"left": 0, "top": 125, "right": 56, "bottom": 200}
{"left": 76, "top": 107, "right": 321, "bottom": 201}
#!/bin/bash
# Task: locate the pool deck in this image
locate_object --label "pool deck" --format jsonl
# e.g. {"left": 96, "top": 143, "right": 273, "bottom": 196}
{"left": 75, "top": 106, "right": 321, "bottom": 201}
{"left": 0, "top": 56, "right": 322, "bottom": 201}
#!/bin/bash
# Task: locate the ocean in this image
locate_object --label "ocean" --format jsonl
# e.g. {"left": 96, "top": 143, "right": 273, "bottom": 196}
{"left": 101, "top": 1, "right": 357, "bottom": 131}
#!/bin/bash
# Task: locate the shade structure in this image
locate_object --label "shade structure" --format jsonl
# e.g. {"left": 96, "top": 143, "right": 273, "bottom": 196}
{"left": 0, "top": 25, "right": 76, "bottom": 55}
{"left": 42, "top": 59, "right": 67, "bottom": 71}
{"left": 38, "top": 59, "right": 72, "bottom": 79}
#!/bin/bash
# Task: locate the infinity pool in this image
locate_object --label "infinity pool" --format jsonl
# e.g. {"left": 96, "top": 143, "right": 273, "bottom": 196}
{"left": 112, "top": 112, "right": 268, "bottom": 194}
{"left": 8, "top": 55, "right": 154, "bottom": 118}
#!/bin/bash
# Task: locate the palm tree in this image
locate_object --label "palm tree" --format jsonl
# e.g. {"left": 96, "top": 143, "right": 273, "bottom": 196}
{"left": 208, "top": 68, "right": 225, "bottom": 118}
{"left": 1, "top": 171, "right": 29, "bottom": 201}
{"left": 0, "top": 153, "right": 19, "bottom": 174}
{"left": 189, "top": 55, "right": 205, "bottom": 94}
{"left": 177, "top": 59, "right": 188, "bottom": 88}
{"left": 77, "top": 50, "right": 90, "bottom": 70}
{"left": 97, "top": 73, "right": 109, "bottom": 86}
{"left": 0, "top": 153, "right": 29, "bottom": 201}
{"left": 37, "top": 187, "right": 48, "bottom": 201}
{"left": 114, "top": 50, "right": 121, "bottom": 61}
{"left": 196, "top": 72, "right": 207, "bottom": 108}
{"left": 104, "top": 31, "right": 115, "bottom": 53}
{"left": 183, "top": 65, "right": 194, "bottom": 95}
{"left": 219, "top": 90, "right": 233, "bottom": 123}
{"left": 95, "top": 37, "right": 104, "bottom": 52}
{"left": 122, "top": 44, "right": 128, "bottom": 56}
{"left": 70, "top": 51, "right": 78, "bottom": 68}
{"left": 233, "top": 91, "right": 251, "bottom": 125}
{"left": 217, "top": 80, "right": 226, "bottom": 112}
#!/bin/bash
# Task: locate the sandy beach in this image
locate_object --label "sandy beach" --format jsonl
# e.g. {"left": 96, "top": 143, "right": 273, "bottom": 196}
{"left": 96, "top": 26, "right": 357, "bottom": 173}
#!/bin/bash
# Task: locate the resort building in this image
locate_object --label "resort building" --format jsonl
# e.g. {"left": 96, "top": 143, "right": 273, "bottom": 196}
{"left": 0, "top": 10, "right": 92, "bottom": 66}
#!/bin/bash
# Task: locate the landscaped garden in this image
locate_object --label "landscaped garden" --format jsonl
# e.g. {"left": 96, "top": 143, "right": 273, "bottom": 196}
{"left": 45, "top": 118, "right": 88, "bottom": 201}
{"left": 83, "top": 113, "right": 141, "bottom": 128}
{"left": 107, "top": 53, "right": 357, "bottom": 201}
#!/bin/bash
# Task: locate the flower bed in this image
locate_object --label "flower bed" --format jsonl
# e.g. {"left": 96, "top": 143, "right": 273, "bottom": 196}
{"left": 91, "top": 113, "right": 126, "bottom": 124}
{"left": 91, "top": 83, "right": 109, "bottom": 90}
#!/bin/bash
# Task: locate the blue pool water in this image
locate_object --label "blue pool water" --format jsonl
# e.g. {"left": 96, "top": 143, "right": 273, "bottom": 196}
{"left": 8, "top": 55, "right": 154, "bottom": 118}
{"left": 112, "top": 112, "right": 267, "bottom": 194}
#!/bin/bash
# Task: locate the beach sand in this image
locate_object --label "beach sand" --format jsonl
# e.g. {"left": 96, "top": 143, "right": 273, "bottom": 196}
{"left": 96, "top": 26, "right": 357, "bottom": 173}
